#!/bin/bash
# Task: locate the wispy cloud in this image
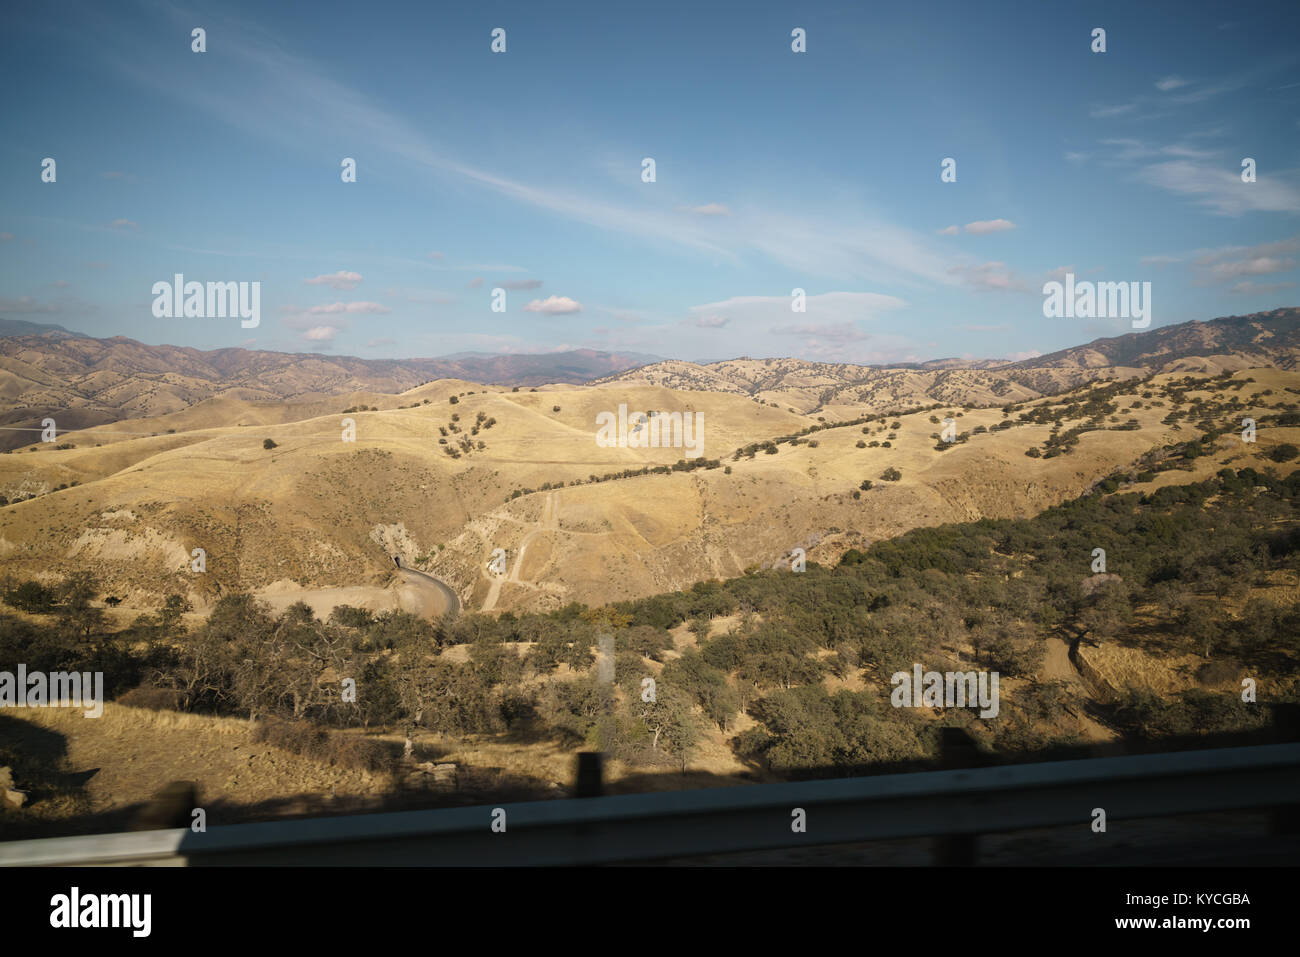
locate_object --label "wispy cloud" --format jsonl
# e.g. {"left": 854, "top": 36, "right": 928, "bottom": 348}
{"left": 947, "top": 261, "right": 1028, "bottom": 293}
{"left": 1188, "top": 236, "right": 1300, "bottom": 284}
{"left": 687, "top": 292, "right": 906, "bottom": 329}
{"left": 1207, "top": 256, "right": 1295, "bottom": 281}
{"left": 305, "top": 270, "right": 363, "bottom": 290}
{"left": 1090, "top": 102, "right": 1138, "bottom": 119}
{"left": 769, "top": 322, "right": 869, "bottom": 344}
{"left": 1230, "top": 280, "right": 1296, "bottom": 294}
{"left": 1138, "top": 160, "right": 1300, "bottom": 215}
{"left": 99, "top": 14, "right": 958, "bottom": 286}
{"left": 963, "top": 219, "right": 1016, "bottom": 235}
{"left": 678, "top": 203, "right": 730, "bottom": 216}
{"left": 282, "top": 301, "right": 391, "bottom": 316}
{"left": 0, "top": 296, "right": 60, "bottom": 314}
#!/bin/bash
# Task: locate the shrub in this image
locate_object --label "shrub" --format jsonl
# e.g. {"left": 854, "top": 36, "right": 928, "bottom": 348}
{"left": 253, "top": 718, "right": 396, "bottom": 774}
{"left": 3, "top": 580, "right": 58, "bottom": 613}
{"left": 117, "top": 685, "right": 184, "bottom": 711}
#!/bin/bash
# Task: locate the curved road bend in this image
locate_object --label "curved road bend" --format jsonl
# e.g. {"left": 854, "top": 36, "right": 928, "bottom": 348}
{"left": 396, "top": 566, "right": 461, "bottom": 620}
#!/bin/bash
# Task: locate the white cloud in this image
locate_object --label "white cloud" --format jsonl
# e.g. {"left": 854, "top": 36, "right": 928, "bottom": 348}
{"left": 1137, "top": 160, "right": 1300, "bottom": 215}
{"left": 1208, "top": 256, "right": 1296, "bottom": 281}
{"left": 523, "top": 295, "right": 582, "bottom": 314}
{"left": 1186, "top": 236, "right": 1300, "bottom": 285}
{"left": 101, "top": 24, "right": 959, "bottom": 286}
{"left": 1230, "top": 280, "right": 1296, "bottom": 294}
{"left": 301, "top": 325, "right": 340, "bottom": 341}
{"left": 295, "top": 301, "right": 390, "bottom": 315}
{"left": 687, "top": 292, "right": 905, "bottom": 330}
{"left": 679, "top": 203, "right": 730, "bottom": 216}
{"left": 305, "top": 270, "right": 363, "bottom": 290}
{"left": 963, "top": 219, "right": 1016, "bottom": 235}
{"left": 769, "top": 322, "right": 869, "bottom": 344}
{"left": 1090, "top": 102, "right": 1138, "bottom": 119}
{"left": 280, "top": 300, "right": 390, "bottom": 332}
{"left": 948, "top": 261, "right": 1028, "bottom": 292}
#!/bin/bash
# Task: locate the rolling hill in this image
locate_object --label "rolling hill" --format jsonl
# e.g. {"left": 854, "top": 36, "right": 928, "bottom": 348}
{"left": 0, "top": 327, "right": 658, "bottom": 450}
{"left": 1, "top": 309, "right": 1298, "bottom": 620}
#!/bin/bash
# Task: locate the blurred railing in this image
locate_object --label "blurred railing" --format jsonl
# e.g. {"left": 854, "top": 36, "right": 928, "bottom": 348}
{"left": 2, "top": 740, "right": 1297, "bottom": 866}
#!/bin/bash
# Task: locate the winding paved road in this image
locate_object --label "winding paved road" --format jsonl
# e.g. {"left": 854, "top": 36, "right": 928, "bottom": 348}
{"left": 396, "top": 565, "right": 461, "bottom": 619}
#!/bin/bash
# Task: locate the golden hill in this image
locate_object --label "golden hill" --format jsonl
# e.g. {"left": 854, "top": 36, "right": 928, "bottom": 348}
{"left": 3, "top": 354, "right": 1299, "bottom": 619}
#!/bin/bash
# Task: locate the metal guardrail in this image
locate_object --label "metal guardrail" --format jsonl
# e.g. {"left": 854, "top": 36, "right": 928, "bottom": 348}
{"left": 2, "top": 742, "right": 1298, "bottom": 866}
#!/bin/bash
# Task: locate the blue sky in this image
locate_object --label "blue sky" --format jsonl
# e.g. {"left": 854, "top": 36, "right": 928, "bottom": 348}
{"left": 2, "top": 0, "right": 1298, "bottom": 364}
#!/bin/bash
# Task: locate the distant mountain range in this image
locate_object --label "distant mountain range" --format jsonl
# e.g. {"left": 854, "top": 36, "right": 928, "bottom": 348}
{"left": 0, "top": 318, "right": 83, "bottom": 338}
{"left": 596, "top": 308, "right": 1300, "bottom": 415}
{"left": 0, "top": 323, "right": 663, "bottom": 449}
{"left": 1, "top": 309, "right": 1296, "bottom": 448}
